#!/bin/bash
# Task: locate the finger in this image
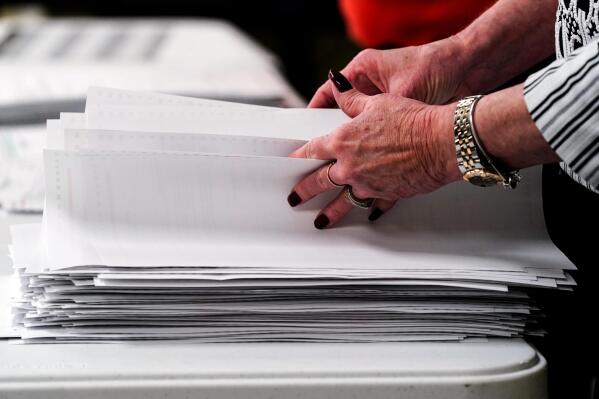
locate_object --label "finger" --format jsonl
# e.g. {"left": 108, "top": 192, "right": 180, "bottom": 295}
{"left": 308, "top": 80, "right": 337, "bottom": 109}
{"left": 308, "top": 64, "right": 358, "bottom": 109}
{"left": 368, "top": 199, "right": 397, "bottom": 222}
{"left": 314, "top": 191, "right": 355, "bottom": 229}
{"left": 352, "top": 73, "right": 383, "bottom": 96}
{"left": 328, "top": 69, "right": 370, "bottom": 118}
{"left": 288, "top": 135, "right": 334, "bottom": 160}
{"left": 287, "top": 162, "right": 344, "bottom": 207}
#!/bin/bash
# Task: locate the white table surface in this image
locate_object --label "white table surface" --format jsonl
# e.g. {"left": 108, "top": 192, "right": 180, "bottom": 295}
{"left": 0, "top": 338, "right": 546, "bottom": 399}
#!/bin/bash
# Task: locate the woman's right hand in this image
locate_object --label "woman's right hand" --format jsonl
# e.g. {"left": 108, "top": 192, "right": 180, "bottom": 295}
{"left": 309, "top": 36, "right": 474, "bottom": 108}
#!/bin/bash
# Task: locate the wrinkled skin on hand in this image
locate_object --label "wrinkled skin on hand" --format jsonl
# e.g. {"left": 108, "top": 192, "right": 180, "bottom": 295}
{"left": 289, "top": 75, "right": 461, "bottom": 229}
{"left": 309, "top": 37, "right": 472, "bottom": 109}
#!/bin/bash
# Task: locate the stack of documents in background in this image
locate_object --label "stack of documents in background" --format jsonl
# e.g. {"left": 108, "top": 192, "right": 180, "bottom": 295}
{"left": 8, "top": 87, "right": 576, "bottom": 343}
{"left": 0, "top": 17, "right": 302, "bottom": 212}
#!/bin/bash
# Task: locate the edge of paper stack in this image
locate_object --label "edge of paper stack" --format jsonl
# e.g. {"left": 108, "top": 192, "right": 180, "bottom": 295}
{"left": 8, "top": 87, "right": 577, "bottom": 343}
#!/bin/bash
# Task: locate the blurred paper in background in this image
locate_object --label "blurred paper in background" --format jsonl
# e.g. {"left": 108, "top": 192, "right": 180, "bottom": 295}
{"left": 0, "top": 17, "right": 303, "bottom": 212}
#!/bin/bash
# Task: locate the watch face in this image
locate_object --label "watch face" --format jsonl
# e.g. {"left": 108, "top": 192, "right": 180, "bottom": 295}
{"left": 464, "top": 170, "right": 502, "bottom": 187}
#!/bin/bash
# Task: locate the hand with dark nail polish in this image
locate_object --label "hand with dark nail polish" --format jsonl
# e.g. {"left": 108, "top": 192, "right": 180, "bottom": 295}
{"left": 288, "top": 63, "right": 460, "bottom": 230}
{"left": 368, "top": 207, "right": 384, "bottom": 222}
{"left": 314, "top": 214, "right": 330, "bottom": 230}
{"left": 287, "top": 191, "right": 302, "bottom": 207}
{"left": 328, "top": 69, "right": 353, "bottom": 92}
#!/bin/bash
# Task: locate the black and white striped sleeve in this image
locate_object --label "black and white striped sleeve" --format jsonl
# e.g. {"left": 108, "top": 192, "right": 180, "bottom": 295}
{"left": 524, "top": 39, "right": 599, "bottom": 192}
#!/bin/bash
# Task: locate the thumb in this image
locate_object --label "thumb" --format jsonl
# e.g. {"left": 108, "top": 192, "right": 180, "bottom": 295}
{"left": 328, "top": 69, "right": 369, "bottom": 118}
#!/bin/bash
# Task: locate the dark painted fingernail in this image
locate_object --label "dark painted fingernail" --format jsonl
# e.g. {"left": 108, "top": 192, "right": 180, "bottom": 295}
{"left": 368, "top": 207, "right": 384, "bottom": 222}
{"left": 328, "top": 69, "right": 353, "bottom": 92}
{"left": 314, "top": 214, "right": 330, "bottom": 229}
{"left": 287, "top": 191, "right": 302, "bottom": 207}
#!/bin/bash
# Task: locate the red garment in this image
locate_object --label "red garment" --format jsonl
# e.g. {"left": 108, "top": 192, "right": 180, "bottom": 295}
{"left": 339, "top": 0, "right": 496, "bottom": 47}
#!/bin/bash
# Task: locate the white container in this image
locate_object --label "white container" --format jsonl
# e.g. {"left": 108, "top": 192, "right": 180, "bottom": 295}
{"left": 0, "top": 339, "right": 546, "bottom": 399}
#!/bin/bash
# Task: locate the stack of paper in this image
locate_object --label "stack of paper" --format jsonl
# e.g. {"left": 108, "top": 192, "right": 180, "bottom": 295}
{"left": 8, "top": 87, "right": 576, "bottom": 343}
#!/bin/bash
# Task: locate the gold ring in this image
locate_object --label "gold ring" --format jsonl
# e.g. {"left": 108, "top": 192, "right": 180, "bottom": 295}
{"left": 327, "top": 162, "right": 344, "bottom": 188}
{"left": 343, "top": 186, "right": 374, "bottom": 209}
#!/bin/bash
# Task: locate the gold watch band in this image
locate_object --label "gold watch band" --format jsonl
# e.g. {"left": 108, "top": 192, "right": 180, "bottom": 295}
{"left": 453, "top": 96, "right": 521, "bottom": 188}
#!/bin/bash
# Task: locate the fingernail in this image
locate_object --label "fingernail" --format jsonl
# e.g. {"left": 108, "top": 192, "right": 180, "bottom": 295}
{"left": 287, "top": 191, "right": 302, "bottom": 207}
{"left": 328, "top": 69, "right": 353, "bottom": 92}
{"left": 314, "top": 214, "right": 330, "bottom": 229}
{"left": 368, "top": 207, "right": 384, "bottom": 222}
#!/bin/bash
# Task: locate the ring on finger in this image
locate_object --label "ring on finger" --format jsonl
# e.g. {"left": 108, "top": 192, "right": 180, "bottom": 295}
{"left": 343, "top": 186, "right": 374, "bottom": 209}
{"left": 327, "top": 161, "right": 345, "bottom": 188}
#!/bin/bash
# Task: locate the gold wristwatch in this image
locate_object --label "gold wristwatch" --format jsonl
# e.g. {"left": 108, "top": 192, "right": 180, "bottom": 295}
{"left": 453, "top": 95, "right": 521, "bottom": 188}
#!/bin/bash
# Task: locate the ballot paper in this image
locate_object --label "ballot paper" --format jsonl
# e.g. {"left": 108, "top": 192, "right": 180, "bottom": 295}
{"left": 7, "top": 87, "right": 576, "bottom": 343}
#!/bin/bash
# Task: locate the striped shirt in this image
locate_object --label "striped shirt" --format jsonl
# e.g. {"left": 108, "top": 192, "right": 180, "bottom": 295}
{"left": 523, "top": 0, "right": 599, "bottom": 193}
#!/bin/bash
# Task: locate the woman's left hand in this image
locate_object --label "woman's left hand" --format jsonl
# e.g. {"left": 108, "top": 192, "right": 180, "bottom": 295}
{"left": 288, "top": 70, "right": 462, "bottom": 229}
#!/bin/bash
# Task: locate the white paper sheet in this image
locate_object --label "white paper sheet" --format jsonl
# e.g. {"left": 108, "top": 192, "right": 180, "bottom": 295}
{"left": 40, "top": 149, "right": 571, "bottom": 276}
{"left": 84, "top": 88, "right": 349, "bottom": 140}
{"left": 61, "top": 129, "right": 306, "bottom": 156}
{"left": 85, "top": 86, "right": 281, "bottom": 110}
